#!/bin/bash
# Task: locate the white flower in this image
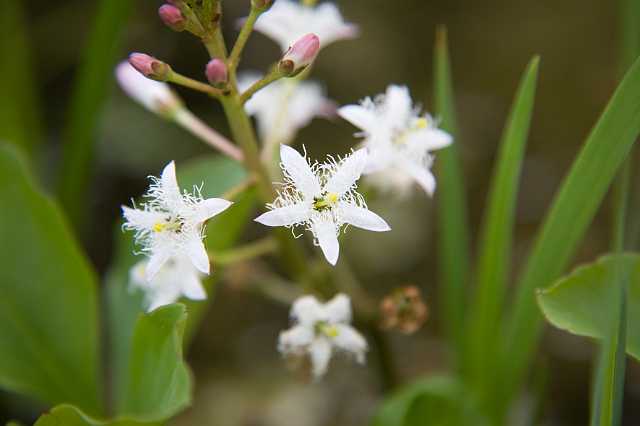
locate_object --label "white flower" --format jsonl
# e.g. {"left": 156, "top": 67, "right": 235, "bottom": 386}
{"left": 115, "top": 61, "right": 182, "bottom": 116}
{"left": 253, "top": 0, "right": 358, "bottom": 52}
{"left": 122, "top": 161, "right": 233, "bottom": 281}
{"left": 240, "top": 73, "right": 335, "bottom": 145}
{"left": 279, "top": 294, "right": 367, "bottom": 379}
{"left": 129, "top": 255, "right": 206, "bottom": 312}
{"left": 254, "top": 145, "right": 390, "bottom": 265}
{"left": 338, "top": 85, "right": 453, "bottom": 196}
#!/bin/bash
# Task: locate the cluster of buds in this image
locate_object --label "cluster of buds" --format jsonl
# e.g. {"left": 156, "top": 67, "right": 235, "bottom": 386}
{"left": 379, "top": 286, "right": 428, "bottom": 334}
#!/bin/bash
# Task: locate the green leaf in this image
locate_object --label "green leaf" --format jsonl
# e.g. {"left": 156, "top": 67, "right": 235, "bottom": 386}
{"left": 57, "top": 0, "right": 133, "bottom": 228}
{"left": 119, "top": 305, "right": 191, "bottom": 421}
{"left": 467, "top": 57, "right": 539, "bottom": 389}
{"left": 493, "top": 55, "right": 640, "bottom": 417}
{"left": 372, "top": 376, "right": 485, "bottom": 426}
{"left": 0, "top": 144, "right": 101, "bottom": 414}
{"left": 537, "top": 254, "right": 640, "bottom": 359}
{"left": 432, "top": 26, "right": 471, "bottom": 364}
{"left": 105, "top": 155, "right": 253, "bottom": 412}
{"left": 34, "top": 405, "right": 156, "bottom": 426}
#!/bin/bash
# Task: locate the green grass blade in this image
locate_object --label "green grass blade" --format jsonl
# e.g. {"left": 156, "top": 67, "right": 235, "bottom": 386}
{"left": 467, "top": 57, "right": 539, "bottom": 388}
{"left": 433, "top": 26, "right": 471, "bottom": 364}
{"left": 0, "top": 0, "right": 43, "bottom": 159}
{"left": 57, "top": 0, "right": 133, "bottom": 228}
{"left": 494, "top": 55, "right": 640, "bottom": 419}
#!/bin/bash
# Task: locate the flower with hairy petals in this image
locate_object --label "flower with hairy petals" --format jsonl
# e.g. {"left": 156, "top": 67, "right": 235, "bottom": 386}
{"left": 252, "top": 0, "right": 358, "bottom": 51}
{"left": 116, "top": 61, "right": 182, "bottom": 116}
{"left": 255, "top": 145, "right": 390, "bottom": 265}
{"left": 239, "top": 72, "right": 336, "bottom": 145}
{"left": 339, "top": 85, "right": 453, "bottom": 196}
{"left": 122, "top": 161, "right": 232, "bottom": 281}
{"left": 279, "top": 294, "right": 367, "bottom": 379}
{"left": 130, "top": 255, "right": 206, "bottom": 312}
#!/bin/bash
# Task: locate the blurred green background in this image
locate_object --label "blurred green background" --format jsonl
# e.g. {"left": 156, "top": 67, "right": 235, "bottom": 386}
{"left": 3, "top": 0, "right": 640, "bottom": 424}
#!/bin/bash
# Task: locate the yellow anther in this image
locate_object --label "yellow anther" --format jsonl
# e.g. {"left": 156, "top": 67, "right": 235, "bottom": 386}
{"left": 415, "top": 117, "right": 429, "bottom": 129}
{"left": 152, "top": 222, "right": 167, "bottom": 233}
{"left": 326, "top": 192, "right": 339, "bottom": 204}
{"left": 320, "top": 324, "right": 340, "bottom": 338}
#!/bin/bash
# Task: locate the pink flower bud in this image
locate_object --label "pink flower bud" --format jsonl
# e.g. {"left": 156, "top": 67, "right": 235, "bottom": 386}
{"left": 205, "top": 58, "right": 228, "bottom": 87}
{"left": 279, "top": 33, "right": 320, "bottom": 76}
{"left": 158, "top": 4, "right": 186, "bottom": 32}
{"left": 128, "top": 53, "right": 171, "bottom": 81}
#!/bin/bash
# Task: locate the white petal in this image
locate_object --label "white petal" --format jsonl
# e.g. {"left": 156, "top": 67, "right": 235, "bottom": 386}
{"left": 181, "top": 272, "right": 207, "bottom": 301}
{"left": 406, "top": 164, "right": 437, "bottom": 196}
{"left": 122, "top": 206, "right": 165, "bottom": 230}
{"left": 309, "top": 338, "right": 333, "bottom": 378}
{"left": 384, "top": 85, "right": 413, "bottom": 127}
{"left": 254, "top": 203, "right": 310, "bottom": 227}
{"left": 278, "top": 325, "right": 315, "bottom": 353}
{"left": 338, "top": 105, "right": 377, "bottom": 133}
{"left": 145, "top": 249, "right": 171, "bottom": 282}
{"left": 333, "top": 324, "right": 368, "bottom": 363}
{"left": 312, "top": 218, "right": 340, "bottom": 266}
{"left": 340, "top": 204, "right": 391, "bottom": 232}
{"left": 115, "top": 62, "right": 180, "bottom": 113}
{"left": 325, "top": 148, "right": 368, "bottom": 195}
{"left": 324, "top": 294, "right": 352, "bottom": 323}
{"left": 185, "top": 234, "right": 210, "bottom": 275}
{"left": 146, "top": 285, "right": 182, "bottom": 312}
{"left": 407, "top": 128, "right": 453, "bottom": 152}
{"left": 191, "top": 198, "right": 233, "bottom": 224}
{"left": 291, "top": 295, "right": 324, "bottom": 325}
{"left": 129, "top": 261, "right": 149, "bottom": 289}
{"left": 280, "top": 145, "right": 321, "bottom": 197}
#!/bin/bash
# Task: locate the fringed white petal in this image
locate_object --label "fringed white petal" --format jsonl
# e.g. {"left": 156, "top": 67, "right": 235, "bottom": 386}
{"left": 340, "top": 203, "right": 391, "bottom": 232}
{"left": 325, "top": 148, "right": 368, "bottom": 195}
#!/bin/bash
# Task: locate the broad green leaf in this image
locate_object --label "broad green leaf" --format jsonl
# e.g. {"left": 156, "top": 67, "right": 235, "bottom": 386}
{"left": 0, "top": 144, "right": 101, "bottom": 414}
{"left": 119, "top": 305, "right": 191, "bottom": 421}
{"left": 493, "top": 55, "right": 640, "bottom": 417}
{"left": 537, "top": 254, "right": 640, "bottom": 359}
{"left": 34, "top": 404, "right": 156, "bottom": 426}
{"left": 57, "top": 0, "right": 133, "bottom": 228}
{"left": 372, "top": 376, "right": 485, "bottom": 426}
{"left": 0, "top": 0, "right": 42, "bottom": 159}
{"left": 467, "top": 57, "right": 539, "bottom": 390}
{"left": 105, "top": 156, "right": 253, "bottom": 412}
{"left": 433, "top": 26, "right": 471, "bottom": 364}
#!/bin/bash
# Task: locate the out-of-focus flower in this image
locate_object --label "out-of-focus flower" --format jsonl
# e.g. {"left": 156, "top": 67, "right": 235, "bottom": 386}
{"left": 130, "top": 255, "right": 206, "bottom": 311}
{"left": 254, "top": 145, "right": 390, "bottom": 265}
{"left": 339, "top": 85, "right": 452, "bottom": 197}
{"left": 239, "top": 72, "right": 336, "bottom": 145}
{"left": 279, "top": 294, "right": 367, "bottom": 379}
{"left": 252, "top": 0, "right": 358, "bottom": 51}
{"left": 379, "top": 286, "right": 428, "bottom": 334}
{"left": 158, "top": 3, "right": 186, "bottom": 32}
{"left": 279, "top": 33, "right": 320, "bottom": 76}
{"left": 205, "top": 58, "right": 228, "bottom": 87}
{"left": 122, "top": 161, "right": 232, "bottom": 281}
{"left": 116, "top": 61, "right": 182, "bottom": 116}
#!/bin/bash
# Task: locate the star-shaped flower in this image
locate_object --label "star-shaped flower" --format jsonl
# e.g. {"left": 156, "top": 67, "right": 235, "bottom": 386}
{"left": 122, "top": 161, "right": 232, "bottom": 281}
{"left": 129, "top": 255, "right": 206, "bottom": 312}
{"left": 252, "top": 0, "right": 358, "bottom": 52}
{"left": 254, "top": 145, "right": 390, "bottom": 265}
{"left": 240, "top": 72, "right": 336, "bottom": 145}
{"left": 279, "top": 293, "right": 367, "bottom": 379}
{"left": 338, "top": 85, "right": 453, "bottom": 196}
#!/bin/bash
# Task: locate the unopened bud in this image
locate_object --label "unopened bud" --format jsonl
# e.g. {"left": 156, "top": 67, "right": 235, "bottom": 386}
{"left": 159, "top": 4, "right": 186, "bottom": 32}
{"left": 380, "top": 286, "right": 428, "bottom": 334}
{"left": 115, "top": 61, "right": 182, "bottom": 117}
{"left": 205, "top": 58, "right": 228, "bottom": 87}
{"left": 128, "top": 53, "right": 172, "bottom": 81}
{"left": 279, "top": 33, "right": 320, "bottom": 76}
{"left": 251, "top": 0, "right": 273, "bottom": 10}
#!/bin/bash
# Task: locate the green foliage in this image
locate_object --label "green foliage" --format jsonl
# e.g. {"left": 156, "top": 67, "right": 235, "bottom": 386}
{"left": 34, "top": 404, "right": 156, "bottom": 426}
{"left": 493, "top": 55, "right": 640, "bottom": 417}
{"left": 372, "top": 376, "right": 485, "bottom": 426}
{"left": 0, "top": 144, "right": 102, "bottom": 414}
{"left": 57, "top": 0, "right": 133, "bottom": 227}
{"left": 432, "top": 27, "right": 471, "bottom": 364}
{"left": 467, "top": 57, "right": 539, "bottom": 390}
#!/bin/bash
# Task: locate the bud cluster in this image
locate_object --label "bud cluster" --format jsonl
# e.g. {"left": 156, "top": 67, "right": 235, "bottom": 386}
{"left": 380, "top": 286, "right": 428, "bottom": 334}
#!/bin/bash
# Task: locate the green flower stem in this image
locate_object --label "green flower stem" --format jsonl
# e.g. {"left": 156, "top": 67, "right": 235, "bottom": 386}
{"left": 228, "top": 6, "right": 262, "bottom": 76}
{"left": 210, "top": 237, "right": 278, "bottom": 265}
{"left": 167, "top": 71, "right": 223, "bottom": 97}
{"left": 240, "top": 68, "right": 287, "bottom": 104}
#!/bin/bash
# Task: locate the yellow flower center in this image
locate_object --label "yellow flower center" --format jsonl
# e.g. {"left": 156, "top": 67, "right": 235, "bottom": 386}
{"left": 317, "top": 322, "right": 340, "bottom": 338}
{"left": 313, "top": 192, "right": 339, "bottom": 212}
{"left": 152, "top": 219, "right": 183, "bottom": 233}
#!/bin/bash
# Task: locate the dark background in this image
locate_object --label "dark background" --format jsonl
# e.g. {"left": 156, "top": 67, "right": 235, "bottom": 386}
{"left": 4, "top": 1, "right": 640, "bottom": 425}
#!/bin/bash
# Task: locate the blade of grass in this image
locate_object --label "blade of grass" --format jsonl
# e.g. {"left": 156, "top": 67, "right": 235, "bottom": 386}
{"left": 467, "top": 57, "right": 539, "bottom": 391}
{"left": 492, "top": 55, "right": 640, "bottom": 420}
{"left": 0, "top": 0, "right": 43, "bottom": 160}
{"left": 433, "top": 26, "right": 471, "bottom": 366}
{"left": 57, "top": 0, "right": 133, "bottom": 229}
